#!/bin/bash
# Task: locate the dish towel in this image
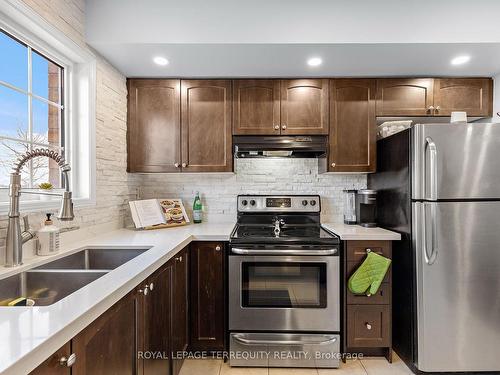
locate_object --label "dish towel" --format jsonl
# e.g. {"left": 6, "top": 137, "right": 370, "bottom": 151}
{"left": 348, "top": 252, "right": 391, "bottom": 296}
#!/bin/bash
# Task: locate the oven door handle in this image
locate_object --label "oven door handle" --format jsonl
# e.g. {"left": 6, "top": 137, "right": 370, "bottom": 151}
{"left": 231, "top": 248, "right": 338, "bottom": 255}
{"left": 232, "top": 334, "right": 337, "bottom": 346}
{"left": 231, "top": 248, "right": 337, "bottom": 255}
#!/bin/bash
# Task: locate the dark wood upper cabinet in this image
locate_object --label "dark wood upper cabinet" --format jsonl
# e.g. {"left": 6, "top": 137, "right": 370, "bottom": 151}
{"left": 72, "top": 291, "right": 139, "bottom": 375}
{"left": 376, "top": 78, "right": 434, "bottom": 116}
{"left": 128, "top": 79, "right": 181, "bottom": 172}
{"left": 181, "top": 80, "right": 232, "bottom": 172}
{"left": 280, "top": 79, "right": 329, "bottom": 135}
{"left": 143, "top": 265, "right": 172, "bottom": 375}
{"left": 29, "top": 343, "right": 72, "bottom": 375}
{"left": 171, "top": 248, "right": 189, "bottom": 375}
{"left": 233, "top": 80, "right": 280, "bottom": 135}
{"left": 190, "top": 242, "right": 225, "bottom": 351}
{"left": 433, "top": 78, "right": 492, "bottom": 116}
{"left": 329, "top": 79, "right": 376, "bottom": 173}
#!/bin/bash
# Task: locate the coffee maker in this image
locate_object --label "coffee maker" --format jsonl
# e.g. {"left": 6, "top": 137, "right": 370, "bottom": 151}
{"left": 356, "top": 189, "right": 377, "bottom": 227}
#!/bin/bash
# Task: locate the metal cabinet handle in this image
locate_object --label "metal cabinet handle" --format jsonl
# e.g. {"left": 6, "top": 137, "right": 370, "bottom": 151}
{"left": 174, "top": 163, "right": 180, "bottom": 168}
{"left": 366, "top": 248, "right": 372, "bottom": 253}
{"left": 331, "top": 162, "right": 336, "bottom": 168}
{"left": 274, "top": 125, "right": 280, "bottom": 130}
{"left": 365, "top": 323, "right": 372, "bottom": 330}
{"left": 281, "top": 124, "right": 287, "bottom": 130}
{"left": 182, "top": 163, "right": 187, "bottom": 168}
{"left": 435, "top": 105, "right": 440, "bottom": 113}
{"left": 139, "top": 286, "right": 149, "bottom": 295}
{"left": 149, "top": 282, "right": 154, "bottom": 291}
{"left": 428, "top": 105, "right": 435, "bottom": 114}
{"left": 215, "top": 245, "right": 221, "bottom": 251}
{"left": 59, "top": 353, "right": 76, "bottom": 367}
{"left": 175, "top": 255, "right": 183, "bottom": 262}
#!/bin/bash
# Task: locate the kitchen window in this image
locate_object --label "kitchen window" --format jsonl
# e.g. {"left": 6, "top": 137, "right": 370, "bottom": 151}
{"left": 0, "top": 30, "right": 65, "bottom": 191}
{"left": 0, "top": 2, "right": 97, "bottom": 214}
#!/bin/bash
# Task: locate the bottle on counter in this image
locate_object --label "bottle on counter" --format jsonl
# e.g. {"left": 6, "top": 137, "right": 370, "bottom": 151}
{"left": 37, "top": 213, "right": 60, "bottom": 255}
{"left": 193, "top": 192, "right": 203, "bottom": 224}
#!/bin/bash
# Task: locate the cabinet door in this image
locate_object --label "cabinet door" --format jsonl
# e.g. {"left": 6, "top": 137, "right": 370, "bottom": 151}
{"left": 171, "top": 248, "right": 189, "bottom": 375}
{"left": 433, "top": 78, "right": 492, "bottom": 116}
{"left": 181, "top": 80, "right": 232, "bottom": 172}
{"left": 329, "top": 79, "right": 376, "bottom": 172}
{"left": 143, "top": 265, "right": 172, "bottom": 375}
{"left": 72, "top": 291, "right": 139, "bottom": 375}
{"left": 190, "top": 242, "right": 225, "bottom": 351}
{"left": 29, "top": 343, "right": 72, "bottom": 375}
{"left": 376, "top": 78, "right": 434, "bottom": 116}
{"left": 233, "top": 79, "right": 280, "bottom": 135}
{"left": 128, "top": 79, "right": 181, "bottom": 172}
{"left": 280, "top": 79, "right": 329, "bottom": 135}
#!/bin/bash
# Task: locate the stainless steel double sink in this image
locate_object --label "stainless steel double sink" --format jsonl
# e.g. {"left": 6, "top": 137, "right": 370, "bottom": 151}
{"left": 0, "top": 248, "right": 148, "bottom": 307}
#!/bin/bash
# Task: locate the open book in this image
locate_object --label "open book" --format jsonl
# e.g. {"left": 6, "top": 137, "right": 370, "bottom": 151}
{"left": 129, "top": 199, "right": 190, "bottom": 229}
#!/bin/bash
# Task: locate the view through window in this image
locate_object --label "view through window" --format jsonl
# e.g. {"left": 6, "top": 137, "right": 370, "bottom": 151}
{"left": 0, "top": 29, "right": 64, "bottom": 190}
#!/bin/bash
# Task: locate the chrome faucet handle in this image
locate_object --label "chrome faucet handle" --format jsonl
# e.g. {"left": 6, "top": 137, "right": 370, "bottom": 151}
{"left": 22, "top": 216, "right": 30, "bottom": 231}
{"left": 21, "top": 215, "right": 36, "bottom": 244}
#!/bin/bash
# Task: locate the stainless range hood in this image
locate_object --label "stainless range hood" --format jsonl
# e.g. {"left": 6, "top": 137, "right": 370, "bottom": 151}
{"left": 233, "top": 136, "right": 327, "bottom": 158}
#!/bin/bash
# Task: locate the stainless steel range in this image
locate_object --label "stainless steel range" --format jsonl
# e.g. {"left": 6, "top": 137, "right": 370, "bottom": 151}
{"left": 229, "top": 195, "right": 341, "bottom": 368}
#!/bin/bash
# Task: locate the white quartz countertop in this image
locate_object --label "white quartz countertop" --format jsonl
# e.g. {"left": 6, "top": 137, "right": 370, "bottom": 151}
{"left": 322, "top": 222, "right": 401, "bottom": 241}
{"left": 0, "top": 222, "right": 234, "bottom": 375}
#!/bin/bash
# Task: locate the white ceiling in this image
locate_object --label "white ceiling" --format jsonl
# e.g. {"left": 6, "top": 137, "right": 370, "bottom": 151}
{"left": 85, "top": 0, "right": 500, "bottom": 77}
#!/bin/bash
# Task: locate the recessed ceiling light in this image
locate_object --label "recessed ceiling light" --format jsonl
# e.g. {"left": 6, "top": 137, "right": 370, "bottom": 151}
{"left": 451, "top": 55, "right": 470, "bottom": 66}
{"left": 153, "top": 56, "right": 169, "bottom": 66}
{"left": 307, "top": 57, "right": 323, "bottom": 67}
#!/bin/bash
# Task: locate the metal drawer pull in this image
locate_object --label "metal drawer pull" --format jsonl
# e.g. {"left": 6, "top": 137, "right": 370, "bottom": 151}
{"left": 215, "top": 245, "right": 221, "bottom": 251}
{"left": 59, "top": 353, "right": 76, "bottom": 367}
{"left": 365, "top": 323, "right": 372, "bottom": 330}
{"left": 366, "top": 248, "right": 372, "bottom": 253}
{"left": 149, "top": 282, "right": 154, "bottom": 291}
{"left": 233, "top": 335, "right": 337, "bottom": 346}
{"left": 139, "top": 285, "right": 149, "bottom": 295}
{"left": 231, "top": 248, "right": 337, "bottom": 256}
{"left": 175, "top": 256, "right": 183, "bottom": 262}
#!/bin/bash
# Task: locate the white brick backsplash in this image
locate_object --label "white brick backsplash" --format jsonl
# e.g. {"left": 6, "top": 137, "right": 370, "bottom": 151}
{"left": 140, "top": 159, "right": 366, "bottom": 222}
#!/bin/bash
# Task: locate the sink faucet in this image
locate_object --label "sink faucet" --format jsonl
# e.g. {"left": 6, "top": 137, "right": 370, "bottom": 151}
{"left": 5, "top": 148, "right": 74, "bottom": 267}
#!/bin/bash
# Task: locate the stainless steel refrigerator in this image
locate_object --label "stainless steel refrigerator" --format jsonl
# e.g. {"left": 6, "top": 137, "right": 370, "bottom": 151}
{"left": 369, "top": 123, "right": 500, "bottom": 373}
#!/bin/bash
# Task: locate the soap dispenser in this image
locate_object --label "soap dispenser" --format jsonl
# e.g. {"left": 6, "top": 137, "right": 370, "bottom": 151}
{"left": 37, "top": 213, "right": 60, "bottom": 256}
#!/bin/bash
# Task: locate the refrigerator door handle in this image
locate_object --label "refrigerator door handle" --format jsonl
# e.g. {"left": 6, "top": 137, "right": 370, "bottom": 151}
{"left": 425, "top": 136, "right": 438, "bottom": 200}
{"left": 423, "top": 202, "right": 438, "bottom": 265}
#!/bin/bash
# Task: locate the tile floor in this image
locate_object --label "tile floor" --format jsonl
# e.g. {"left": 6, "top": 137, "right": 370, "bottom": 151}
{"left": 179, "top": 353, "right": 413, "bottom": 375}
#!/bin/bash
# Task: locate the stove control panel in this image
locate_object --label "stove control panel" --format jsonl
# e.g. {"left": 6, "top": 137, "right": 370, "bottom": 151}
{"left": 237, "top": 195, "right": 320, "bottom": 212}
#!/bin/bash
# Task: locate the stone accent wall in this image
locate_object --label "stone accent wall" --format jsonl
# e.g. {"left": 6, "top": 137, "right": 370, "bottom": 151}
{"left": 0, "top": 0, "right": 140, "bottom": 264}
{"left": 140, "top": 159, "right": 367, "bottom": 223}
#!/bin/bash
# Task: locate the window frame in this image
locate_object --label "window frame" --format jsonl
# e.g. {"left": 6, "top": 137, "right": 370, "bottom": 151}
{"left": 0, "top": 0, "right": 97, "bottom": 215}
{"left": 0, "top": 29, "right": 66, "bottom": 190}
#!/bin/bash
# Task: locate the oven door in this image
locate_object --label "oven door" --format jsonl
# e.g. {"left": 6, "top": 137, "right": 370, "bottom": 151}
{"left": 229, "top": 252, "right": 339, "bottom": 332}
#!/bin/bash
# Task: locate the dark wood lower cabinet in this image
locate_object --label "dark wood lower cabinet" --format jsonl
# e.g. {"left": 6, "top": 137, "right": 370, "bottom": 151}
{"left": 72, "top": 291, "right": 139, "bottom": 375}
{"left": 29, "top": 343, "right": 72, "bottom": 375}
{"left": 344, "top": 240, "right": 393, "bottom": 362}
{"left": 189, "top": 242, "right": 226, "bottom": 351}
{"left": 171, "top": 248, "right": 189, "bottom": 375}
{"left": 143, "top": 265, "right": 172, "bottom": 375}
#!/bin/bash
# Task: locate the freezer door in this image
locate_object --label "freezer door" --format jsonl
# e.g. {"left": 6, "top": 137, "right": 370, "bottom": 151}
{"left": 412, "top": 123, "right": 500, "bottom": 200}
{"left": 413, "top": 201, "right": 500, "bottom": 372}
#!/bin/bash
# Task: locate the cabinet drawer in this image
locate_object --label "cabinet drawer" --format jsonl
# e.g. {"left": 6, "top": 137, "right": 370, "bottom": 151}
{"left": 347, "top": 283, "right": 390, "bottom": 305}
{"left": 346, "top": 241, "right": 391, "bottom": 262}
{"left": 346, "top": 261, "right": 391, "bottom": 284}
{"left": 347, "top": 305, "right": 390, "bottom": 348}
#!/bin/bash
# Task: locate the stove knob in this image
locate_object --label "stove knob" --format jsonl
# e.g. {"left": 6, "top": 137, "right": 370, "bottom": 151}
{"left": 250, "top": 199, "right": 256, "bottom": 206}
{"left": 302, "top": 200, "right": 308, "bottom": 206}
{"left": 310, "top": 200, "right": 317, "bottom": 206}
{"left": 241, "top": 199, "right": 248, "bottom": 206}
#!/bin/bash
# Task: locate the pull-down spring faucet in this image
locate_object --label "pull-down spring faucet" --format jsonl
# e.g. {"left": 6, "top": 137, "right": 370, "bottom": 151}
{"left": 5, "top": 148, "right": 74, "bottom": 267}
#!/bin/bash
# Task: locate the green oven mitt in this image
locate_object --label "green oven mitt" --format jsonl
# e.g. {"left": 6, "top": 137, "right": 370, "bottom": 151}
{"left": 348, "top": 252, "right": 391, "bottom": 296}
